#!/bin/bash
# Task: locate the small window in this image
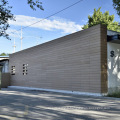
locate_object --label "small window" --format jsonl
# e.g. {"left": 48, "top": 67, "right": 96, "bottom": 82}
{"left": 11, "top": 66, "right": 15, "bottom": 75}
{"left": 23, "top": 64, "right": 28, "bottom": 75}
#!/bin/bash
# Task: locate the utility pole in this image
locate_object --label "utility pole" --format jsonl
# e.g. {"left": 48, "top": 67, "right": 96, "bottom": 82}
{"left": 13, "top": 35, "right": 16, "bottom": 53}
{"left": 36, "top": 39, "right": 39, "bottom": 45}
{"left": 37, "top": 37, "right": 42, "bottom": 45}
{"left": 21, "top": 26, "right": 23, "bottom": 50}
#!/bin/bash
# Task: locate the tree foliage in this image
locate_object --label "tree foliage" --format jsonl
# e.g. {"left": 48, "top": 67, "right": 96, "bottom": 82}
{"left": 82, "top": 7, "right": 120, "bottom": 32}
{"left": 27, "top": 0, "right": 44, "bottom": 11}
{"left": 0, "top": 53, "right": 8, "bottom": 56}
{"left": 0, "top": 0, "right": 44, "bottom": 40}
{"left": 0, "top": 0, "right": 14, "bottom": 40}
{"left": 113, "top": 0, "right": 120, "bottom": 16}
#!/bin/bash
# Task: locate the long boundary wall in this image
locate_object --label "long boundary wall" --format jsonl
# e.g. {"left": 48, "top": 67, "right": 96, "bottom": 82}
{"left": 9, "top": 24, "right": 107, "bottom": 94}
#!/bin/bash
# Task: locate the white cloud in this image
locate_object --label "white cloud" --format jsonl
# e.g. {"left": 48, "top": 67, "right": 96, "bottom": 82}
{"left": 9, "top": 15, "right": 83, "bottom": 34}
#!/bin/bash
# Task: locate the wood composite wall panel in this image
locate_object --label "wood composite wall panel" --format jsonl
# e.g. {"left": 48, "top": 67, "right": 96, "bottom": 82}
{"left": 9, "top": 24, "right": 108, "bottom": 94}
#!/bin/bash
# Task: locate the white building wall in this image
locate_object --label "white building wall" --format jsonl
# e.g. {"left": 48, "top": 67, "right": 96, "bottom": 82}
{"left": 107, "top": 42, "right": 120, "bottom": 93}
{"left": 4, "top": 61, "right": 9, "bottom": 73}
{"left": 1, "top": 61, "right": 9, "bottom": 73}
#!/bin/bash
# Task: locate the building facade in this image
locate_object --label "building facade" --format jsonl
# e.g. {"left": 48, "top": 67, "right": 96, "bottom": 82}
{"left": 107, "top": 31, "right": 120, "bottom": 93}
{"left": 0, "top": 56, "right": 10, "bottom": 88}
{"left": 9, "top": 24, "right": 109, "bottom": 95}
{"left": 0, "top": 56, "right": 9, "bottom": 73}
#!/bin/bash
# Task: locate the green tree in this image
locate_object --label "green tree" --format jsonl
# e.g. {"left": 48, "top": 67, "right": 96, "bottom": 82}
{"left": 0, "top": 53, "right": 8, "bottom": 56}
{"left": 82, "top": 7, "right": 120, "bottom": 32}
{"left": 0, "top": 0, "right": 14, "bottom": 40}
{"left": 0, "top": 0, "right": 44, "bottom": 40}
{"left": 113, "top": 0, "right": 120, "bottom": 16}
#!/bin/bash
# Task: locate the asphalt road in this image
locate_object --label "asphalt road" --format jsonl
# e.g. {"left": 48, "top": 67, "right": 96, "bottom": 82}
{"left": 0, "top": 88, "right": 120, "bottom": 120}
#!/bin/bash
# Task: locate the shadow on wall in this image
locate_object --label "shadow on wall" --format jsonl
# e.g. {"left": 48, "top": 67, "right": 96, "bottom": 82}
{"left": 107, "top": 42, "right": 120, "bottom": 93}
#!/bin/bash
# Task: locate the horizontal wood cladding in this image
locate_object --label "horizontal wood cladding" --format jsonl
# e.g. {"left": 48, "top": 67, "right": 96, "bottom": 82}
{"left": 9, "top": 24, "right": 107, "bottom": 94}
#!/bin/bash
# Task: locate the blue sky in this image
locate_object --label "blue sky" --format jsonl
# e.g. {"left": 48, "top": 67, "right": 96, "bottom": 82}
{"left": 0, "top": 0, "right": 119, "bottom": 54}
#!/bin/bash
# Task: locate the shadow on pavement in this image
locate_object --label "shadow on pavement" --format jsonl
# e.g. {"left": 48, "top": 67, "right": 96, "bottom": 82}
{"left": 0, "top": 88, "right": 120, "bottom": 120}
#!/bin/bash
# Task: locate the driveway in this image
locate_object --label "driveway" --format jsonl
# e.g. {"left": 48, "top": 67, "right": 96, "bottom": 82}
{"left": 0, "top": 88, "right": 120, "bottom": 120}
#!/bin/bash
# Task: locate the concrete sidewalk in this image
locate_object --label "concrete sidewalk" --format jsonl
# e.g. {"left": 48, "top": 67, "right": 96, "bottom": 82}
{"left": 0, "top": 88, "right": 120, "bottom": 120}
